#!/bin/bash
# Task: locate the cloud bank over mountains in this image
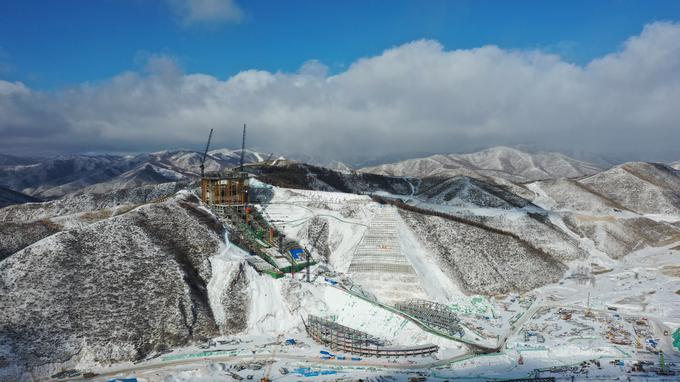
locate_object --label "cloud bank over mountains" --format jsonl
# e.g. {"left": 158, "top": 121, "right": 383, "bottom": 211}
{"left": 1, "top": 22, "right": 679, "bottom": 161}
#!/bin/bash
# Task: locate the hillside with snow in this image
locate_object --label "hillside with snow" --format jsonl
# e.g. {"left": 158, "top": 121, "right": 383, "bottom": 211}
{"left": 362, "top": 146, "right": 604, "bottom": 182}
{"left": 0, "top": 149, "right": 268, "bottom": 200}
{"left": 0, "top": 186, "right": 40, "bottom": 209}
{"left": 1, "top": 155, "right": 680, "bottom": 380}
{"left": 579, "top": 162, "right": 680, "bottom": 215}
{"left": 0, "top": 192, "right": 230, "bottom": 379}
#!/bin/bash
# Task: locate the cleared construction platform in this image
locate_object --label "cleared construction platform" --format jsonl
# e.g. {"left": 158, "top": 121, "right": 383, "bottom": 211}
{"left": 305, "top": 315, "right": 438, "bottom": 357}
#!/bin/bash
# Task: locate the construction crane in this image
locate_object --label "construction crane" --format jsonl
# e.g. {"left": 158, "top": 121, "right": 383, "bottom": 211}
{"left": 306, "top": 222, "right": 327, "bottom": 283}
{"left": 239, "top": 123, "right": 247, "bottom": 172}
{"left": 199, "top": 128, "right": 213, "bottom": 178}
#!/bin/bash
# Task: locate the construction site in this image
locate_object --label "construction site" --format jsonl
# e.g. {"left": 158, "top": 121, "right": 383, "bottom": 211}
{"left": 394, "top": 299, "right": 465, "bottom": 339}
{"left": 304, "top": 315, "right": 439, "bottom": 357}
{"left": 199, "top": 126, "right": 317, "bottom": 280}
{"left": 175, "top": 125, "right": 680, "bottom": 381}
{"left": 196, "top": 126, "right": 479, "bottom": 361}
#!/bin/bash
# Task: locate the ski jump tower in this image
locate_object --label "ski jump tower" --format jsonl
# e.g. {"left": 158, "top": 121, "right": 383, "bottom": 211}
{"left": 199, "top": 124, "right": 250, "bottom": 214}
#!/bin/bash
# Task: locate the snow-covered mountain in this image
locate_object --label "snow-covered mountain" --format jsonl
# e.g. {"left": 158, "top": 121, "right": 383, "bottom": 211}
{"left": 0, "top": 186, "right": 40, "bottom": 209}
{"left": 526, "top": 161, "right": 680, "bottom": 258}
{"left": 2, "top": 150, "right": 680, "bottom": 379}
{"left": 671, "top": 160, "right": 680, "bottom": 170}
{"left": 579, "top": 162, "right": 680, "bottom": 215}
{"left": 0, "top": 154, "right": 128, "bottom": 197}
{"left": 362, "top": 146, "right": 604, "bottom": 182}
{"left": 255, "top": 161, "right": 412, "bottom": 195}
{"left": 0, "top": 192, "right": 229, "bottom": 378}
{"left": 416, "top": 175, "right": 533, "bottom": 209}
{"left": 0, "top": 181, "right": 188, "bottom": 262}
{"left": 0, "top": 154, "right": 42, "bottom": 166}
{"left": 0, "top": 149, "right": 268, "bottom": 199}
{"left": 208, "top": 148, "right": 267, "bottom": 165}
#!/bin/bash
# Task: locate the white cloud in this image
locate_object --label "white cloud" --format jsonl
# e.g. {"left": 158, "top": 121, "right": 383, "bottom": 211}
{"left": 169, "top": 0, "right": 244, "bottom": 26}
{"left": 0, "top": 80, "right": 29, "bottom": 96}
{"left": 1, "top": 22, "right": 680, "bottom": 161}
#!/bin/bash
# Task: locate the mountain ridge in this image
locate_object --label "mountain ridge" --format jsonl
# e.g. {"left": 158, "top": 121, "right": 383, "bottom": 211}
{"left": 361, "top": 146, "right": 604, "bottom": 182}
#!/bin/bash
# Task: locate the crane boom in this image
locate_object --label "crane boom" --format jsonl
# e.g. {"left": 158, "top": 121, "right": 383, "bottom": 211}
{"left": 200, "top": 128, "right": 213, "bottom": 178}
{"left": 239, "top": 123, "right": 246, "bottom": 172}
{"left": 307, "top": 222, "right": 327, "bottom": 283}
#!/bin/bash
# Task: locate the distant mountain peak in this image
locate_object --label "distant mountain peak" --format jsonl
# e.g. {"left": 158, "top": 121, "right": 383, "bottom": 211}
{"left": 362, "top": 146, "right": 603, "bottom": 182}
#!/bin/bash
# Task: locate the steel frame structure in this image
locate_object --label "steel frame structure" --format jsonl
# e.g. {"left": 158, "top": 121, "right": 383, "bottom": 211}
{"left": 305, "top": 315, "right": 438, "bottom": 357}
{"left": 394, "top": 299, "right": 464, "bottom": 337}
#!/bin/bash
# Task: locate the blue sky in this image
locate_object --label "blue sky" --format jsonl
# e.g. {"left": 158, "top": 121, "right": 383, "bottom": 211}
{"left": 1, "top": 1, "right": 680, "bottom": 161}
{"left": 2, "top": 0, "right": 680, "bottom": 89}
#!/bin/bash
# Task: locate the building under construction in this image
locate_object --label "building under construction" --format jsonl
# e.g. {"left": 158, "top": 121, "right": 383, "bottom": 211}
{"left": 200, "top": 171, "right": 250, "bottom": 214}
{"left": 305, "top": 315, "right": 438, "bottom": 357}
{"left": 394, "top": 299, "right": 465, "bottom": 338}
{"left": 198, "top": 125, "right": 317, "bottom": 280}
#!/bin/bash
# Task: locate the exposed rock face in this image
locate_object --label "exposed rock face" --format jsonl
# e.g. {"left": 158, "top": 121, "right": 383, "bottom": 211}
{"left": 399, "top": 209, "right": 566, "bottom": 295}
{"left": 208, "top": 258, "right": 250, "bottom": 335}
{"left": 305, "top": 217, "right": 331, "bottom": 263}
{"left": 0, "top": 192, "right": 227, "bottom": 381}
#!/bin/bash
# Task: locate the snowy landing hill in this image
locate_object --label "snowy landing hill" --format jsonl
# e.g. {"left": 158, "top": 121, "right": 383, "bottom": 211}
{"left": 361, "top": 146, "right": 603, "bottom": 182}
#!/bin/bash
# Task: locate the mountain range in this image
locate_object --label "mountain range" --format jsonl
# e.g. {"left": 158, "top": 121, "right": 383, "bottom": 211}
{"left": 2, "top": 145, "right": 680, "bottom": 379}
{"left": 0, "top": 149, "right": 264, "bottom": 200}
{"left": 361, "top": 146, "right": 605, "bottom": 182}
